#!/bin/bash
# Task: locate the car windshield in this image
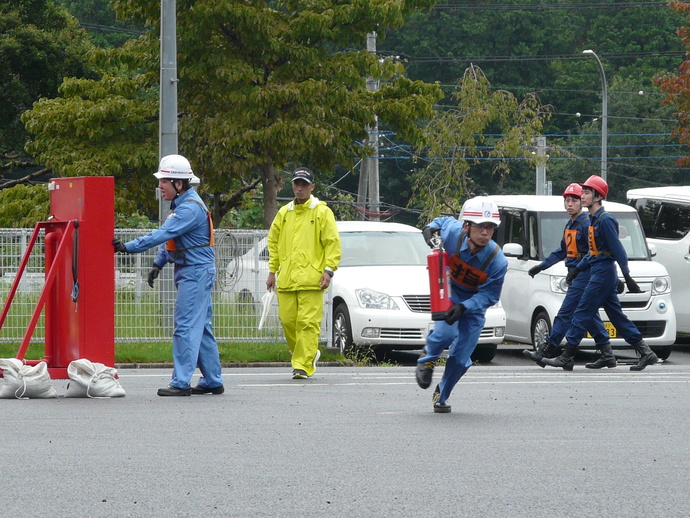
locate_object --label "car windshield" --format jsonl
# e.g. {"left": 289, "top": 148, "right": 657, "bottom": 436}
{"left": 340, "top": 231, "right": 429, "bottom": 266}
{"left": 539, "top": 212, "right": 649, "bottom": 260}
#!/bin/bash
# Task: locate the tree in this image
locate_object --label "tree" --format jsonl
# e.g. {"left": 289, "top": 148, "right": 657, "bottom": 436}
{"left": 0, "top": 0, "right": 95, "bottom": 192}
{"left": 411, "top": 65, "right": 552, "bottom": 220}
{"left": 22, "top": 0, "right": 444, "bottom": 228}
{"left": 656, "top": 1, "right": 690, "bottom": 169}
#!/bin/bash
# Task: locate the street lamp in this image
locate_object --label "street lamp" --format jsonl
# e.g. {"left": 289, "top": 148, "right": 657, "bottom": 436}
{"left": 582, "top": 49, "right": 607, "bottom": 181}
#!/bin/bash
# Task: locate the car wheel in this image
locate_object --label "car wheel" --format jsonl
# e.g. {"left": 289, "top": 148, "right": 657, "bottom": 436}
{"left": 333, "top": 303, "right": 354, "bottom": 355}
{"left": 471, "top": 344, "right": 497, "bottom": 363}
{"left": 651, "top": 345, "right": 672, "bottom": 361}
{"left": 531, "top": 310, "right": 551, "bottom": 348}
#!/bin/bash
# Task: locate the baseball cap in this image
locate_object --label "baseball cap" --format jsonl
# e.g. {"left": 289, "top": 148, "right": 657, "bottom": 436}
{"left": 291, "top": 167, "right": 314, "bottom": 184}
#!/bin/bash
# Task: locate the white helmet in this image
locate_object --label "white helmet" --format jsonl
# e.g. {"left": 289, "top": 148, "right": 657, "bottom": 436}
{"left": 154, "top": 154, "right": 197, "bottom": 183}
{"left": 459, "top": 196, "right": 501, "bottom": 227}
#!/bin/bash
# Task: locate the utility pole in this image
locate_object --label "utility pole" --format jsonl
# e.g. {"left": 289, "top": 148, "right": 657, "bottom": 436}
{"left": 535, "top": 136, "right": 547, "bottom": 195}
{"left": 158, "top": 0, "right": 178, "bottom": 326}
{"left": 358, "top": 32, "right": 380, "bottom": 220}
{"left": 158, "top": 0, "right": 178, "bottom": 222}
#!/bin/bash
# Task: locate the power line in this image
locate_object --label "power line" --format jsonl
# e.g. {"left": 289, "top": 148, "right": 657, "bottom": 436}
{"left": 433, "top": 2, "right": 670, "bottom": 11}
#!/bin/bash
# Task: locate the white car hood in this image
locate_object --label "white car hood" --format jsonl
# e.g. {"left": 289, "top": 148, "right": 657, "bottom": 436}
{"left": 334, "top": 265, "right": 430, "bottom": 295}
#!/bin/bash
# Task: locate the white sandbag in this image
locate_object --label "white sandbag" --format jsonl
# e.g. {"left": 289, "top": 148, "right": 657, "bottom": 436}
{"left": 0, "top": 358, "right": 58, "bottom": 399}
{"left": 65, "top": 359, "right": 125, "bottom": 398}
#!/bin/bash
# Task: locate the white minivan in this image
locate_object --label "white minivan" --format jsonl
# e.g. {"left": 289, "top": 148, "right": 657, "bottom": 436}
{"left": 488, "top": 195, "right": 676, "bottom": 360}
{"left": 627, "top": 186, "right": 690, "bottom": 335}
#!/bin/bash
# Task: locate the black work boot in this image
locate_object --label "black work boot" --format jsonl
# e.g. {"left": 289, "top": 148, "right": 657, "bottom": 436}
{"left": 542, "top": 345, "right": 578, "bottom": 371}
{"left": 585, "top": 344, "right": 617, "bottom": 369}
{"left": 630, "top": 341, "right": 658, "bottom": 371}
{"left": 522, "top": 341, "right": 560, "bottom": 368}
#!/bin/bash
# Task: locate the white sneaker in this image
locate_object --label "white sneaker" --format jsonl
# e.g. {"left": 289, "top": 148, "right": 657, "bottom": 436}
{"left": 313, "top": 349, "right": 321, "bottom": 369}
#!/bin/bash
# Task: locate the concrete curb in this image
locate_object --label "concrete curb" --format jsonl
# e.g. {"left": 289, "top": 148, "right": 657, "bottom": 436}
{"left": 115, "top": 361, "right": 355, "bottom": 369}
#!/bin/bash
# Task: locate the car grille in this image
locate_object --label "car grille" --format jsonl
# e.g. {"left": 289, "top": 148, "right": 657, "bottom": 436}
{"left": 632, "top": 321, "right": 666, "bottom": 338}
{"left": 379, "top": 328, "right": 425, "bottom": 340}
{"left": 403, "top": 295, "right": 431, "bottom": 313}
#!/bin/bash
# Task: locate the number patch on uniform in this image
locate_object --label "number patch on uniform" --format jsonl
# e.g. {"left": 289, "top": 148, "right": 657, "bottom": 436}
{"left": 587, "top": 321, "right": 617, "bottom": 338}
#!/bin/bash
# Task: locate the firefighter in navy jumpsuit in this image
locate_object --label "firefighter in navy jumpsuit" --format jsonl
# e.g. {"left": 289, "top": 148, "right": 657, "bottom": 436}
{"left": 542, "top": 175, "right": 659, "bottom": 372}
{"left": 113, "top": 154, "right": 224, "bottom": 396}
{"left": 523, "top": 183, "right": 613, "bottom": 368}
{"left": 416, "top": 197, "right": 508, "bottom": 413}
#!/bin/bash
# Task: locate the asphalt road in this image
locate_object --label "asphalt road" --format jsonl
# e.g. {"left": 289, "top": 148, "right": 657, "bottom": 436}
{"left": 2, "top": 354, "right": 689, "bottom": 518}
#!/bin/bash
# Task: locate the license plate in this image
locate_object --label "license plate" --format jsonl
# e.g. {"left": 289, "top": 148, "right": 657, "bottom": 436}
{"left": 587, "top": 321, "right": 617, "bottom": 338}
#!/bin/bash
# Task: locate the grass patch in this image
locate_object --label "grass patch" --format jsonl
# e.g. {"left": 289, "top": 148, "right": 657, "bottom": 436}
{"left": 1, "top": 341, "right": 347, "bottom": 365}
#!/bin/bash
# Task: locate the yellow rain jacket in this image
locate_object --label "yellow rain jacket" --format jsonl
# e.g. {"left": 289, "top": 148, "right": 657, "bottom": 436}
{"left": 268, "top": 195, "right": 341, "bottom": 290}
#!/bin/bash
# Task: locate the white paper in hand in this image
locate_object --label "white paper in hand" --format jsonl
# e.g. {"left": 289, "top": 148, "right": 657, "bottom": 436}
{"left": 258, "top": 290, "right": 276, "bottom": 330}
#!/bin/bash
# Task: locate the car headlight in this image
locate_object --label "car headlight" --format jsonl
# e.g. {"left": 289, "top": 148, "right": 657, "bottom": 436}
{"left": 355, "top": 288, "right": 399, "bottom": 310}
{"left": 652, "top": 276, "right": 671, "bottom": 295}
{"left": 551, "top": 276, "right": 568, "bottom": 294}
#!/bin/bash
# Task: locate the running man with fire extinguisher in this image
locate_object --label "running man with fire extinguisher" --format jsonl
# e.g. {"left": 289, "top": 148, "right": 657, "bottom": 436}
{"left": 522, "top": 183, "right": 614, "bottom": 369}
{"left": 416, "top": 197, "right": 508, "bottom": 413}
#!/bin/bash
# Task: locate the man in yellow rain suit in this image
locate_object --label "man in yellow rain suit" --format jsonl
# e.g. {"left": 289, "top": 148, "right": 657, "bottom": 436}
{"left": 266, "top": 167, "right": 341, "bottom": 379}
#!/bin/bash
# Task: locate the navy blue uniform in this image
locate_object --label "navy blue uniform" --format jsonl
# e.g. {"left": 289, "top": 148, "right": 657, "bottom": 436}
{"left": 564, "top": 207, "right": 643, "bottom": 347}
{"left": 541, "top": 212, "right": 609, "bottom": 349}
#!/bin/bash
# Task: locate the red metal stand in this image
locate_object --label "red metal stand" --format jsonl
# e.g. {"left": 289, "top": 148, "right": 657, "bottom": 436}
{"left": 0, "top": 177, "right": 115, "bottom": 379}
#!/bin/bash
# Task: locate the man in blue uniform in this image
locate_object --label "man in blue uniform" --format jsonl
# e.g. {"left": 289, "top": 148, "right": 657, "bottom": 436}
{"left": 112, "top": 154, "right": 224, "bottom": 396}
{"left": 542, "top": 175, "right": 658, "bottom": 372}
{"left": 523, "top": 183, "right": 614, "bottom": 369}
{"left": 416, "top": 197, "right": 508, "bottom": 413}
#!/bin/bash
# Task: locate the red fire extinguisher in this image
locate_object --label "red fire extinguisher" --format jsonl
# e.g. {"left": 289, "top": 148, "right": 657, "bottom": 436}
{"left": 427, "top": 236, "right": 453, "bottom": 321}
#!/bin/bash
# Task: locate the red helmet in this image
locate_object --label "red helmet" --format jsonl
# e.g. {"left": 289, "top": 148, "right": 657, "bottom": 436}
{"left": 580, "top": 175, "right": 609, "bottom": 199}
{"left": 562, "top": 183, "right": 583, "bottom": 198}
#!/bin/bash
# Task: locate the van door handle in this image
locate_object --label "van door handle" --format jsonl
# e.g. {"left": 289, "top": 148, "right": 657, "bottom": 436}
{"left": 684, "top": 254, "right": 690, "bottom": 263}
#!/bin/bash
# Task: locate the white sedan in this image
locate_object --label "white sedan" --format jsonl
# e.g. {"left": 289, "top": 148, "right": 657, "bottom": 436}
{"left": 226, "top": 220, "right": 506, "bottom": 362}
{"left": 327, "top": 221, "right": 505, "bottom": 362}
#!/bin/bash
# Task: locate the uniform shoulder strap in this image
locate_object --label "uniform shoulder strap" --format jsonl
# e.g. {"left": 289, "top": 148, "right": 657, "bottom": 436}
{"left": 480, "top": 244, "right": 500, "bottom": 271}
{"left": 454, "top": 230, "right": 467, "bottom": 256}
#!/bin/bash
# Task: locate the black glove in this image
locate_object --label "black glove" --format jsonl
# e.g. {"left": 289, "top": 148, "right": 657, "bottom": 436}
{"left": 112, "top": 238, "right": 128, "bottom": 254}
{"left": 147, "top": 264, "right": 161, "bottom": 288}
{"left": 624, "top": 272, "right": 643, "bottom": 293}
{"left": 617, "top": 279, "right": 625, "bottom": 294}
{"left": 422, "top": 226, "right": 439, "bottom": 248}
{"left": 443, "top": 303, "right": 465, "bottom": 325}
{"left": 565, "top": 268, "right": 580, "bottom": 286}
{"left": 528, "top": 265, "right": 543, "bottom": 278}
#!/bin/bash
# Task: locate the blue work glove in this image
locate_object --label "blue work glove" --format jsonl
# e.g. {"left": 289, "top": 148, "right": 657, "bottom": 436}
{"left": 443, "top": 304, "right": 465, "bottom": 325}
{"left": 565, "top": 268, "right": 580, "bottom": 286}
{"left": 624, "top": 273, "right": 643, "bottom": 293}
{"left": 148, "top": 264, "right": 161, "bottom": 288}
{"left": 112, "top": 238, "right": 128, "bottom": 254}
{"left": 422, "top": 226, "right": 439, "bottom": 248}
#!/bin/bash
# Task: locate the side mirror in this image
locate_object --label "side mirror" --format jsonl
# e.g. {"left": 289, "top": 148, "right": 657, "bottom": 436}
{"left": 502, "top": 243, "right": 524, "bottom": 258}
{"left": 647, "top": 242, "right": 657, "bottom": 258}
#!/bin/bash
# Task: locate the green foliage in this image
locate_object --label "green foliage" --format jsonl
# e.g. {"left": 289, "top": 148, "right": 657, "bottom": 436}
{"left": 22, "top": 0, "right": 443, "bottom": 230}
{"left": 412, "top": 65, "right": 552, "bottom": 220}
{"left": 0, "top": 0, "right": 95, "bottom": 155}
{"left": 0, "top": 184, "right": 49, "bottom": 227}
{"left": 115, "top": 212, "right": 157, "bottom": 229}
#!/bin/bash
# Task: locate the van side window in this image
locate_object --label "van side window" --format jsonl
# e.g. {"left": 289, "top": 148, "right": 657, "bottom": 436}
{"left": 503, "top": 209, "right": 527, "bottom": 252}
{"left": 656, "top": 203, "right": 690, "bottom": 240}
{"left": 630, "top": 198, "right": 660, "bottom": 236}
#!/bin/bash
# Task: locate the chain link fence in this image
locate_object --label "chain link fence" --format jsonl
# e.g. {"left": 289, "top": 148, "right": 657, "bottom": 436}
{"left": 0, "top": 228, "right": 286, "bottom": 344}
